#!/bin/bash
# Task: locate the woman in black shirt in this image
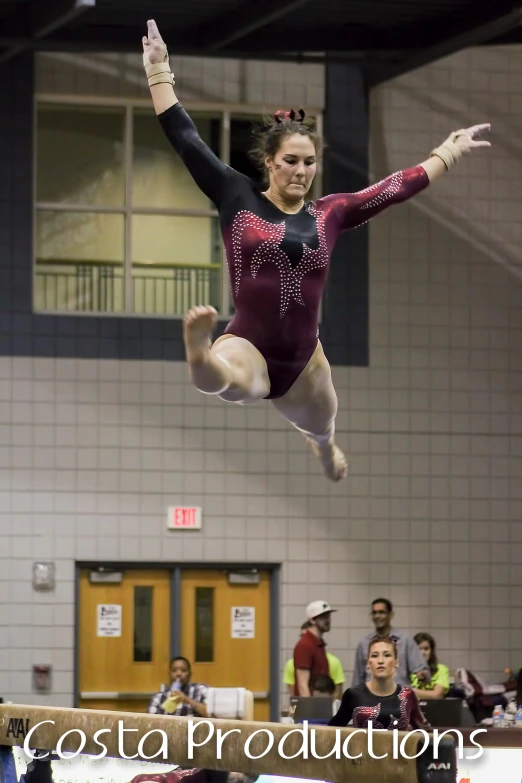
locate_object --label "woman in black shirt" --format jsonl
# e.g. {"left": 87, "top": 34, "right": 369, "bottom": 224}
{"left": 329, "top": 635, "right": 430, "bottom": 730}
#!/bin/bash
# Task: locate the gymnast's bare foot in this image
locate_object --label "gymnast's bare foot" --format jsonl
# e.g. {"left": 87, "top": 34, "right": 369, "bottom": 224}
{"left": 182, "top": 305, "right": 234, "bottom": 395}
{"left": 307, "top": 437, "right": 348, "bottom": 482}
{"left": 183, "top": 305, "right": 218, "bottom": 365}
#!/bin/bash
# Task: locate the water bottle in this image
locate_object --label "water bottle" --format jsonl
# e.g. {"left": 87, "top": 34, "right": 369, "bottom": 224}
{"left": 162, "top": 679, "right": 182, "bottom": 715}
{"left": 492, "top": 705, "right": 503, "bottom": 727}
{"left": 515, "top": 706, "right": 522, "bottom": 728}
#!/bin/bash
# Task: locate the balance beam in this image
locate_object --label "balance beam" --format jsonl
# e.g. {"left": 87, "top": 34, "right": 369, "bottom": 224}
{"left": 0, "top": 704, "right": 456, "bottom": 783}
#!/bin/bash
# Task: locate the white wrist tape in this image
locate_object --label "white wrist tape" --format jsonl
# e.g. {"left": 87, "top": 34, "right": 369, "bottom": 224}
{"left": 430, "top": 131, "right": 463, "bottom": 170}
{"left": 143, "top": 48, "right": 175, "bottom": 87}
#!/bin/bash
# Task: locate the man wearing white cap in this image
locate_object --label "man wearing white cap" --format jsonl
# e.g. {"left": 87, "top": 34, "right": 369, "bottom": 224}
{"left": 293, "top": 600, "right": 336, "bottom": 696}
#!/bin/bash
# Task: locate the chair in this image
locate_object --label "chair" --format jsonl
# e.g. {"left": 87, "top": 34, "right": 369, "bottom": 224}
{"left": 205, "top": 688, "right": 254, "bottom": 721}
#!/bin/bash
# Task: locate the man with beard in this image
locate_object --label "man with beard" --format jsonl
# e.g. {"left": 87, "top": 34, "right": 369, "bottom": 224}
{"left": 284, "top": 621, "right": 345, "bottom": 698}
{"left": 293, "top": 601, "right": 336, "bottom": 696}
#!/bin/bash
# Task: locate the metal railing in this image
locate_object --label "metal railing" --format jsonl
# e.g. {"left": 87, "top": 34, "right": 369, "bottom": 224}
{"left": 34, "top": 258, "right": 222, "bottom": 315}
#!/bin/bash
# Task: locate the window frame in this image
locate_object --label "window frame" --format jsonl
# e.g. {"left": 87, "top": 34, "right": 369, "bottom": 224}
{"left": 32, "top": 93, "right": 324, "bottom": 320}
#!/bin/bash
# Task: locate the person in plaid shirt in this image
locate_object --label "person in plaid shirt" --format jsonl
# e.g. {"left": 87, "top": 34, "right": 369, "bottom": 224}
{"left": 148, "top": 656, "right": 208, "bottom": 717}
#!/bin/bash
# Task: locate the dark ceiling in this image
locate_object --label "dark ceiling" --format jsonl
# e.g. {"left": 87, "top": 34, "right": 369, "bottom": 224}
{"left": 0, "top": 0, "right": 521, "bottom": 84}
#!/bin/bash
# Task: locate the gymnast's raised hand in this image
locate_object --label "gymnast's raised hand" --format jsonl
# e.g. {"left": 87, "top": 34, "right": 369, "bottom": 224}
{"left": 142, "top": 18, "right": 167, "bottom": 65}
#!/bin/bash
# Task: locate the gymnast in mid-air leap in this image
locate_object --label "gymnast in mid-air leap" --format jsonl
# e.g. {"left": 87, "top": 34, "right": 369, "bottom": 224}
{"left": 142, "top": 19, "right": 491, "bottom": 482}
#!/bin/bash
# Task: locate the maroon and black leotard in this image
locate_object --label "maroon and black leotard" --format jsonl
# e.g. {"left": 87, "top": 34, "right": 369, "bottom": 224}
{"left": 328, "top": 683, "right": 430, "bottom": 730}
{"left": 158, "top": 103, "right": 430, "bottom": 399}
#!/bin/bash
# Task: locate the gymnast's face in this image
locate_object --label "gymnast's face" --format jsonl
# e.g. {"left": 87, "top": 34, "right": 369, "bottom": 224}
{"left": 266, "top": 133, "right": 317, "bottom": 201}
{"left": 367, "top": 642, "right": 398, "bottom": 680}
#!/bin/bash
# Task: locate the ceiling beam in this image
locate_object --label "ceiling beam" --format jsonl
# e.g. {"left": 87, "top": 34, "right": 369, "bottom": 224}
{"left": 0, "top": 23, "right": 406, "bottom": 60}
{"left": 480, "top": 26, "right": 522, "bottom": 44}
{"left": 4, "top": 24, "right": 414, "bottom": 55}
{"left": 217, "top": 27, "right": 421, "bottom": 52}
{"left": 370, "top": 4, "right": 522, "bottom": 86}
{"left": 196, "top": 0, "right": 315, "bottom": 51}
{"left": 0, "top": 0, "right": 95, "bottom": 65}
{"left": 31, "top": 0, "right": 96, "bottom": 38}
{"left": 0, "top": 33, "right": 392, "bottom": 65}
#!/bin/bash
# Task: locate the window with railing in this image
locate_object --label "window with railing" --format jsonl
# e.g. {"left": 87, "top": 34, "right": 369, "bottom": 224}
{"left": 34, "top": 98, "right": 321, "bottom": 318}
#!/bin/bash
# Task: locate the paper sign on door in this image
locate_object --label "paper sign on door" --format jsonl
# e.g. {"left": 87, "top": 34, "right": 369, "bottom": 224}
{"left": 97, "top": 604, "right": 122, "bottom": 637}
{"left": 231, "top": 606, "right": 255, "bottom": 638}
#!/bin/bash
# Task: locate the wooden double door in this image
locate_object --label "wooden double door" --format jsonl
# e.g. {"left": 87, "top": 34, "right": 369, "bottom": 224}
{"left": 78, "top": 568, "right": 270, "bottom": 721}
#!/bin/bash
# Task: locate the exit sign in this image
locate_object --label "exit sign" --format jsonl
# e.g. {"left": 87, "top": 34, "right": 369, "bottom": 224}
{"left": 167, "top": 506, "right": 202, "bottom": 530}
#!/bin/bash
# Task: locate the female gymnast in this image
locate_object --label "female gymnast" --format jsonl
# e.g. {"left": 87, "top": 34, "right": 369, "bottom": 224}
{"left": 328, "top": 635, "right": 430, "bottom": 730}
{"left": 142, "top": 19, "right": 491, "bottom": 482}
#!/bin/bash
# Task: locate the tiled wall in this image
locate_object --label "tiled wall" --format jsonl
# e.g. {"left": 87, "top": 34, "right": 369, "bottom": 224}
{"left": 365, "top": 45, "right": 522, "bottom": 677}
{"left": 1, "top": 45, "right": 522, "bottom": 708}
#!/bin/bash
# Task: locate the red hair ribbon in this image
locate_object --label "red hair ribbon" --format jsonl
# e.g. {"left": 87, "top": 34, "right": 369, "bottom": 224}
{"left": 274, "top": 108, "right": 306, "bottom": 123}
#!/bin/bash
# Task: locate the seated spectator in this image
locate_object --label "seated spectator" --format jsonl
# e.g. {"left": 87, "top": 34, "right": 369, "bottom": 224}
{"left": 149, "top": 655, "right": 208, "bottom": 716}
{"left": 284, "top": 621, "right": 345, "bottom": 698}
{"left": 410, "top": 632, "right": 450, "bottom": 700}
{"left": 311, "top": 674, "right": 336, "bottom": 698}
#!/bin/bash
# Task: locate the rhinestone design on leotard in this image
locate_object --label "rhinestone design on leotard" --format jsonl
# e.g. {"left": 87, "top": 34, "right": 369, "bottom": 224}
{"left": 397, "top": 686, "right": 410, "bottom": 729}
{"left": 359, "top": 171, "right": 403, "bottom": 210}
{"left": 353, "top": 703, "right": 383, "bottom": 729}
{"left": 230, "top": 211, "right": 285, "bottom": 298}
{"left": 230, "top": 205, "right": 328, "bottom": 319}
{"left": 290, "top": 202, "right": 328, "bottom": 307}
{"left": 351, "top": 686, "right": 411, "bottom": 730}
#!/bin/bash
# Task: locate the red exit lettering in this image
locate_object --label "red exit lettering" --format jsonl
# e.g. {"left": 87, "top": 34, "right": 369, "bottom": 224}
{"left": 168, "top": 506, "right": 201, "bottom": 530}
{"left": 174, "top": 508, "right": 195, "bottom": 526}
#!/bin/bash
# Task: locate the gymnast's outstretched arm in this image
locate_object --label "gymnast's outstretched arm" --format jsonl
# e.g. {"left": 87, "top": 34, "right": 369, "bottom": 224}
{"left": 142, "top": 19, "right": 242, "bottom": 208}
{"left": 324, "top": 123, "right": 491, "bottom": 231}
